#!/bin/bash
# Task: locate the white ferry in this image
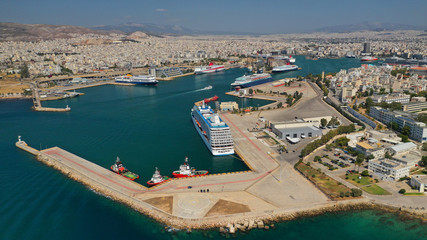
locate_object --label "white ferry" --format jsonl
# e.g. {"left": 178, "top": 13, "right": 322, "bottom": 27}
{"left": 194, "top": 63, "right": 225, "bottom": 74}
{"left": 191, "top": 103, "right": 234, "bottom": 156}
{"left": 115, "top": 74, "right": 158, "bottom": 85}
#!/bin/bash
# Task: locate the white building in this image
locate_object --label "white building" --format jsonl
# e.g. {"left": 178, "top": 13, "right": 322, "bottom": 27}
{"left": 410, "top": 175, "right": 427, "bottom": 192}
{"left": 368, "top": 158, "right": 410, "bottom": 180}
{"left": 386, "top": 142, "right": 417, "bottom": 155}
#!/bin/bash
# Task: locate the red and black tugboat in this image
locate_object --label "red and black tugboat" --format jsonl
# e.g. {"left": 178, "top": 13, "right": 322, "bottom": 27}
{"left": 147, "top": 167, "right": 169, "bottom": 186}
{"left": 172, "top": 157, "right": 209, "bottom": 178}
{"left": 110, "top": 157, "right": 139, "bottom": 180}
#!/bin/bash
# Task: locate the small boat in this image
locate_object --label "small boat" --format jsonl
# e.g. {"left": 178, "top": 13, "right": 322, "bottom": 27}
{"left": 110, "top": 157, "right": 139, "bottom": 180}
{"left": 147, "top": 167, "right": 169, "bottom": 186}
{"left": 172, "top": 157, "right": 209, "bottom": 178}
{"left": 202, "top": 85, "right": 213, "bottom": 90}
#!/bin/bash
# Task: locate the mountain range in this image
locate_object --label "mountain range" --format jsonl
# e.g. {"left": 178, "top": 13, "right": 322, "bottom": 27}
{"left": 0, "top": 21, "right": 425, "bottom": 41}
{"left": 311, "top": 22, "right": 426, "bottom": 33}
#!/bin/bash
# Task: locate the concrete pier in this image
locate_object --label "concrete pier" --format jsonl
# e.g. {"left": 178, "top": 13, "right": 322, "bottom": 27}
{"left": 14, "top": 107, "right": 336, "bottom": 229}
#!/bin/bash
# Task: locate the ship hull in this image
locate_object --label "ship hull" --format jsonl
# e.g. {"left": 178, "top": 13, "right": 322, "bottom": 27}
{"left": 191, "top": 112, "right": 234, "bottom": 156}
{"left": 147, "top": 177, "right": 169, "bottom": 186}
{"left": 172, "top": 170, "right": 209, "bottom": 178}
{"left": 110, "top": 166, "right": 139, "bottom": 181}
{"left": 194, "top": 66, "right": 225, "bottom": 74}
{"left": 115, "top": 80, "right": 158, "bottom": 86}
{"left": 272, "top": 67, "right": 298, "bottom": 73}
{"left": 232, "top": 76, "right": 274, "bottom": 88}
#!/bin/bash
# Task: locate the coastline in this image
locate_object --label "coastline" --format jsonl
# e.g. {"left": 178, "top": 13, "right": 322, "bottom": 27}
{"left": 16, "top": 141, "right": 427, "bottom": 231}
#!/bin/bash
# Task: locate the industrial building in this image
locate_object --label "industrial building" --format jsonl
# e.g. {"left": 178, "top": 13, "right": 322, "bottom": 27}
{"left": 272, "top": 125, "right": 322, "bottom": 139}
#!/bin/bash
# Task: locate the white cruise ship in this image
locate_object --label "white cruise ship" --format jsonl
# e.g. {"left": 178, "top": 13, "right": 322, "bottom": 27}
{"left": 191, "top": 103, "right": 234, "bottom": 156}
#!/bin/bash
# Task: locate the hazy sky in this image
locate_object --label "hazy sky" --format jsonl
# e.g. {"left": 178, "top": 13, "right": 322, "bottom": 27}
{"left": 1, "top": 0, "right": 426, "bottom": 33}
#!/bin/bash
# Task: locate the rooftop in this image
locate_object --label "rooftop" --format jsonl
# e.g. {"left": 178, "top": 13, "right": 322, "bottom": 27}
{"left": 388, "top": 142, "right": 416, "bottom": 153}
{"left": 357, "top": 141, "right": 374, "bottom": 150}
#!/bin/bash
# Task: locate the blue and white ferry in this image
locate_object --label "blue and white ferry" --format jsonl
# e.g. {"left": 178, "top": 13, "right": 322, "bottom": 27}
{"left": 191, "top": 103, "right": 234, "bottom": 156}
{"left": 231, "top": 73, "right": 273, "bottom": 88}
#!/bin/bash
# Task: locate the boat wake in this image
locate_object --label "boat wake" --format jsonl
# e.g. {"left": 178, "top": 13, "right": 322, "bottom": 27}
{"left": 198, "top": 85, "right": 213, "bottom": 91}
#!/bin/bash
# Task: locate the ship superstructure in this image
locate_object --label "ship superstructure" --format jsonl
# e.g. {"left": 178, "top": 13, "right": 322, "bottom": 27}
{"left": 191, "top": 103, "right": 234, "bottom": 156}
{"left": 231, "top": 73, "right": 273, "bottom": 88}
{"left": 115, "top": 74, "right": 158, "bottom": 85}
{"left": 194, "top": 63, "right": 225, "bottom": 74}
{"left": 272, "top": 64, "right": 299, "bottom": 73}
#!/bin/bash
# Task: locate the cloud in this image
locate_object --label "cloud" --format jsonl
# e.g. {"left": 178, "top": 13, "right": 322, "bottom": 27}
{"left": 155, "top": 9, "right": 168, "bottom": 12}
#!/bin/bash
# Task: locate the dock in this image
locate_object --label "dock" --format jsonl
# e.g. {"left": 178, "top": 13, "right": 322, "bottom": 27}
{"left": 31, "top": 84, "right": 71, "bottom": 112}
{"left": 15, "top": 111, "right": 335, "bottom": 229}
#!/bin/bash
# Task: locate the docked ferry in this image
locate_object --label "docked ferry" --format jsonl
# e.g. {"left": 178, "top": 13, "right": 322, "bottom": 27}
{"left": 115, "top": 74, "right": 158, "bottom": 85}
{"left": 172, "top": 157, "right": 208, "bottom": 178}
{"left": 194, "top": 63, "right": 225, "bottom": 74}
{"left": 272, "top": 64, "right": 299, "bottom": 73}
{"left": 231, "top": 73, "right": 273, "bottom": 88}
{"left": 191, "top": 103, "right": 234, "bottom": 156}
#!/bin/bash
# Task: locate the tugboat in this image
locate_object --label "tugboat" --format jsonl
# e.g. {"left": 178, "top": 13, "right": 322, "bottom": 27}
{"left": 172, "top": 157, "right": 209, "bottom": 178}
{"left": 147, "top": 167, "right": 169, "bottom": 186}
{"left": 110, "top": 157, "right": 139, "bottom": 180}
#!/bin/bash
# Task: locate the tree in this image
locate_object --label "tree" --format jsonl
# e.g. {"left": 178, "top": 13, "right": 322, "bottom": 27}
{"left": 398, "top": 189, "right": 406, "bottom": 194}
{"left": 277, "top": 102, "right": 283, "bottom": 108}
{"left": 389, "top": 121, "right": 399, "bottom": 131}
{"left": 335, "top": 137, "right": 349, "bottom": 147}
{"left": 286, "top": 95, "right": 293, "bottom": 106}
{"left": 355, "top": 154, "right": 365, "bottom": 172}
{"left": 385, "top": 151, "right": 393, "bottom": 159}
{"left": 248, "top": 88, "right": 254, "bottom": 95}
{"left": 365, "top": 97, "right": 374, "bottom": 109}
{"left": 320, "top": 118, "right": 328, "bottom": 128}
{"left": 400, "top": 134, "right": 409, "bottom": 143}
{"left": 314, "top": 156, "right": 321, "bottom": 162}
{"left": 361, "top": 170, "right": 369, "bottom": 176}
{"left": 401, "top": 125, "right": 411, "bottom": 136}
{"left": 20, "top": 64, "right": 30, "bottom": 78}
{"left": 421, "top": 156, "right": 427, "bottom": 167}
{"left": 351, "top": 188, "right": 363, "bottom": 197}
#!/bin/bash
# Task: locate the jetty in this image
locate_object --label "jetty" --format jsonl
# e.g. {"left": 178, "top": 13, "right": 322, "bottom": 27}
{"left": 31, "top": 83, "right": 71, "bottom": 112}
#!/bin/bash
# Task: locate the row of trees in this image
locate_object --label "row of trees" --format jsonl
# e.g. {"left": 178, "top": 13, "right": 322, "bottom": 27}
{"left": 300, "top": 124, "right": 356, "bottom": 157}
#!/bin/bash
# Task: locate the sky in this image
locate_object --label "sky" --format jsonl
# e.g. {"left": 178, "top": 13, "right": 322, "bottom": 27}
{"left": 1, "top": 0, "right": 426, "bottom": 34}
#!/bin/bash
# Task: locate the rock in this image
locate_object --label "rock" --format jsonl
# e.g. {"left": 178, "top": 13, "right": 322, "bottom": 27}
{"left": 229, "top": 225, "right": 235, "bottom": 234}
{"left": 219, "top": 227, "right": 225, "bottom": 233}
{"left": 249, "top": 219, "right": 254, "bottom": 227}
{"left": 265, "top": 226, "right": 270, "bottom": 230}
{"left": 270, "top": 224, "right": 276, "bottom": 229}
{"left": 257, "top": 221, "right": 264, "bottom": 228}
{"left": 243, "top": 221, "right": 249, "bottom": 228}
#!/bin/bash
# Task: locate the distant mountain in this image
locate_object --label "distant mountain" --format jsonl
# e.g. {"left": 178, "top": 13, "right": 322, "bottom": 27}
{"left": 311, "top": 22, "right": 426, "bottom": 33}
{"left": 91, "top": 22, "right": 195, "bottom": 35}
{"left": 0, "top": 22, "right": 118, "bottom": 41}
{"left": 91, "top": 22, "right": 258, "bottom": 36}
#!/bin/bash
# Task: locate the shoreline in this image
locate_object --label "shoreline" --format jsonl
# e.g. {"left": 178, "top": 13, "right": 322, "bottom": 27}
{"left": 16, "top": 141, "right": 426, "bottom": 231}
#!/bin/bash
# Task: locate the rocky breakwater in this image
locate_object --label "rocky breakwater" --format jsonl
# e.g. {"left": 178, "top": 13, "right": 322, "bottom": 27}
{"left": 219, "top": 219, "right": 276, "bottom": 236}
